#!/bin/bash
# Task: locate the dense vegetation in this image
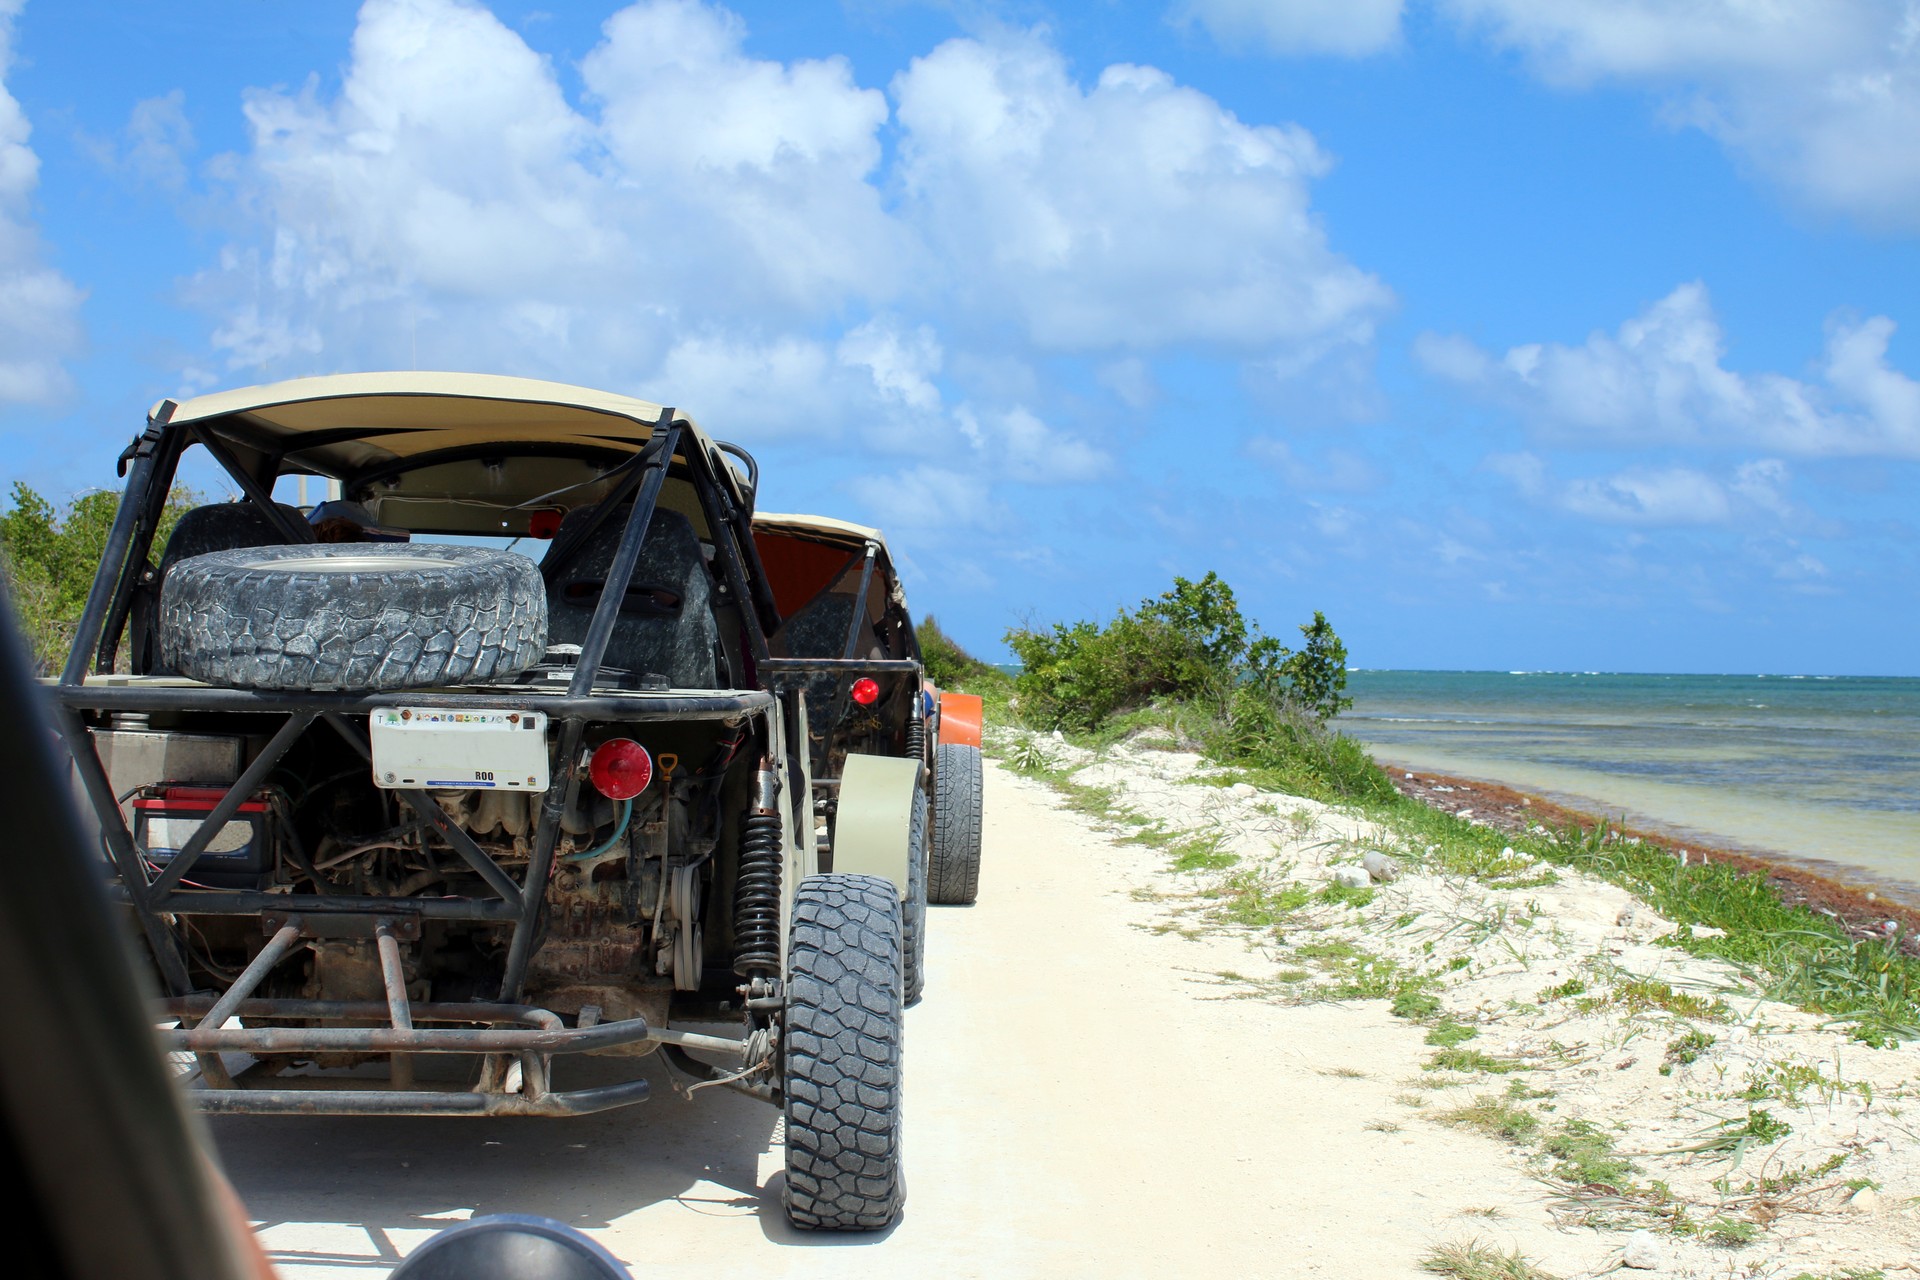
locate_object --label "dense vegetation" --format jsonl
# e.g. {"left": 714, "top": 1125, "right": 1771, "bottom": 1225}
{"left": 0, "top": 482, "right": 193, "bottom": 674}
{"left": 1000, "top": 573, "right": 1389, "bottom": 803}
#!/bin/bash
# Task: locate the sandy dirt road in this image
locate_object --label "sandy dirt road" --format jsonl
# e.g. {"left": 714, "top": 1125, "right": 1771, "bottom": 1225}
{"left": 216, "top": 762, "right": 1558, "bottom": 1278}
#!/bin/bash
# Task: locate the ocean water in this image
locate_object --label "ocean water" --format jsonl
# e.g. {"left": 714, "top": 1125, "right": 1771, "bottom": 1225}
{"left": 1342, "top": 670, "right": 1920, "bottom": 903}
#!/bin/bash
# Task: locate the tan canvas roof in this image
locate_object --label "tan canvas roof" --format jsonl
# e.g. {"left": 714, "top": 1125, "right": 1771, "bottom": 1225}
{"left": 159, "top": 371, "right": 719, "bottom": 479}
{"left": 753, "top": 511, "right": 888, "bottom": 555}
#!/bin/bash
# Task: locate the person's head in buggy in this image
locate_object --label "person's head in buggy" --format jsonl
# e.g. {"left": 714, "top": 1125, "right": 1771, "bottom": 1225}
{"left": 306, "top": 499, "right": 410, "bottom": 544}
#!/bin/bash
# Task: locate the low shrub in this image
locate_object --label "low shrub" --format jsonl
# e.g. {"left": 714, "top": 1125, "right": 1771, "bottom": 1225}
{"left": 1005, "top": 572, "right": 1352, "bottom": 733}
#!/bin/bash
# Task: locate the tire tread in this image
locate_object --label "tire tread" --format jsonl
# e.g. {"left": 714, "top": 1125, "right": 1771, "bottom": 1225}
{"left": 158, "top": 544, "right": 547, "bottom": 692}
{"left": 928, "top": 743, "right": 983, "bottom": 905}
{"left": 783, "top": 873, "right": 905, "bottom": 1231}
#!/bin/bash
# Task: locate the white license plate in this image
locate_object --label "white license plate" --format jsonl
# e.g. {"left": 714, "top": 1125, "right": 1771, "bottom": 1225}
{"left": 369, "top": 709, "right": 550, "bottom": 791}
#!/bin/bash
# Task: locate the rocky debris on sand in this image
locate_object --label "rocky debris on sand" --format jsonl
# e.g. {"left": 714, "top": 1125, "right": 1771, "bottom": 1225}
{"left": 1622, "top": 1229, "right": 1663, "bottom": 1269}
{"left": 1332, "top": 866, "right": 1371, "bottom": 890}
{"left": 1361, "top": 850, "right": 1401, "bottom": 883}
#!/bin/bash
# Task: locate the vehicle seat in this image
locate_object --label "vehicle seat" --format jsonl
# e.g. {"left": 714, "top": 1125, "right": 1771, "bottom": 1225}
{"left": 542, "top": 506, "right": 721, "bottom": 689}
{"left": 136, "top": 502, "right": 307, "bottom": 674}
{"left": 159, "top": 502, "right": 306, "bottom": 575}
{"left": 778, "top": 589, "right": 860, "bottom": 660}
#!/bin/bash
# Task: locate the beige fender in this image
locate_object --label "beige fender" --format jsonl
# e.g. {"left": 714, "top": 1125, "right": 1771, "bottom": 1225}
{"left": 831, "top": 753, "right": 920, "bottom": 896}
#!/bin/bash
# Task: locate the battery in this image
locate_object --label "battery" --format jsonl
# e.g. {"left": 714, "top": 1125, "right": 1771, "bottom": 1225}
{"left": 133, "top": 785, "right": 275, "bottom": 889}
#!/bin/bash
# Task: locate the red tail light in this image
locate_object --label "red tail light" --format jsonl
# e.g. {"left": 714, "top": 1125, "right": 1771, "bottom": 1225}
{"left": 528, "top": 508, "right": 563, "bottom": 539}
{"left": 849, "top": 677, "right": 880, "bottom": 706}
{"left": 588, "top": 738, "right": 653, "bottom": 799}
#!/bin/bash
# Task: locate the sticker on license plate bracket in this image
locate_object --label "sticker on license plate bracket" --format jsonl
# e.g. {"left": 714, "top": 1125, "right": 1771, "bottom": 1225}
{"left": 369, "top": 708, "right": 550, "bottom": 791}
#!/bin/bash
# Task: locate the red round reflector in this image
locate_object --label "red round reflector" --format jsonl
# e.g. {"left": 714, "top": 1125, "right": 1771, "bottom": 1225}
{"left": 528, "top": 508, "right": 564, "bottom": 539}
{"left": 588, "top": 739, "right": 653, "bottom": 800}
{"left": 849, "top": 677, "right": 880, "bottom": 706}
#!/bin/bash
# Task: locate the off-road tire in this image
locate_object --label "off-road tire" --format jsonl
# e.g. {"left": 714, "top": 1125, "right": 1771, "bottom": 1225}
{"left": 783, "top": 873, "right": 905, "bottom": 1231}
{"left": 903, "top": 784, "right": 928, "bottom": 1004}
{"left": 928, "top": 742, "right": 982, "bottom": 905}
{"left": 159, "top": 544, "right": 547, "bottom": 692}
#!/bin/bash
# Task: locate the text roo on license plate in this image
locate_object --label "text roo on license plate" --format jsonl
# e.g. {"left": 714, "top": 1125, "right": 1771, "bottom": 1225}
{"left": 368, "top": 708, "right": 550, "bottom": 791}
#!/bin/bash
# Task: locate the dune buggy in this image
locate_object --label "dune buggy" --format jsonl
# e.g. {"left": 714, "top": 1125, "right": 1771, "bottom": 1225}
{"left": 51, "top": 372, "right": 924, "bottom": 1230}
{"left": 751, "top": 512, "right": 985, "bottom": 974}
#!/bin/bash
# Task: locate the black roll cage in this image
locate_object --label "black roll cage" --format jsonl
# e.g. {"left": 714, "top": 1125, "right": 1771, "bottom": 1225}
{"left": 50, "top": 396, "right": 788, "bottom": 1115}
{"left": 758, "top": 533, "right": 927, "bottom": 781}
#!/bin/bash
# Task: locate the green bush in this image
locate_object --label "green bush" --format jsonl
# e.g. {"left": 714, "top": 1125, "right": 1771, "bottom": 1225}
{"left": 1279, "top": 611, "right": 1353, "bottom": 720}
{"left": 917, "top": 614, "right": 995, "bottom": 688}
{"left": 1003, "top": 573, "right": 1379, "bottom": 797}
{"left": 1005, "top": 572, "right": 1353, "bottom": 732}
{"left": 0, "top": 481, "right": 194, "bottom": 674}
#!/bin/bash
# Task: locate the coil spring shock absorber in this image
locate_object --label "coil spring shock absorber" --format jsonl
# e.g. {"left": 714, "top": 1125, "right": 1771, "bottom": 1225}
{"left": 732, "top": 759, "right": 783, "bottom": 978}
{"left": 906, "top": 687, "right": 927, "bottom": 764}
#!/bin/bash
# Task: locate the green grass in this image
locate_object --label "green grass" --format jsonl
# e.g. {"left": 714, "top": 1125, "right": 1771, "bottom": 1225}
{"left": 1703, "top": 1215, "right": 1759, "bottom": 1246}
{"left": 1426, "top": 1047, "right": 1520, "bottom": 1075}
{"left": 1392, "top": 987, "right": 1443, "bottom": 1020}
{"left": 1314, "top": 880, "right": 1376, "bottom": 909}
{"left": 1209, "top": 867, "right": 1313, "bottom": 928}
{"left": 1659, "top": 1029, "right": 1716, "bottom": 1075}
{"left": 1425, "top": 1018, "right": 1479, "bottom": 1048}
{"left": 1419, "top": 1241, "right": 1559, "bottom": 1280}
{"left": 1541, "top": 1119, "right": 1635, "bottom": 1190}
{"left": 1596, "top": 978, "right": 1730, "bottom": 1020}
{"left": 1738, "top": 1060, "right": 1848, "bottom": 1104}
{"left": 1438, "top": 1094, "right": 1541, "bottom": 1143}
{"left": 1168, "top": 832, "right": 1239, "bottom": 872}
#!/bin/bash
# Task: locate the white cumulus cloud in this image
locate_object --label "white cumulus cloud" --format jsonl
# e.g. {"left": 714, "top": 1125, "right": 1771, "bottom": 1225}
{"left": 1486, "top": 451, "right": 1802, "bottom": 527}
{"left": 1419, "top": 282, "right": 1920, "bottom": 459}
{"left": 1172, "top": 0, "right": 1405, "bottom": 56}
{"left": 200, "top": 0, "right": 899, "bottom": 382}
{"left": 0, "top": 0, "right": 82, "bottom": 406}
{"left": 890, "top": 32, "right": 1391, "bottom": 352}
{"left": 1443, "top": 0, "right": 1920, "bottom": 228}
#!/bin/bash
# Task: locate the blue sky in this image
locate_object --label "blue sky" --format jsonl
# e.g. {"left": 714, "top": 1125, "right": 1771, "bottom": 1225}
{"left": 2, "top": 0, "right": 1917, "bottom": 675}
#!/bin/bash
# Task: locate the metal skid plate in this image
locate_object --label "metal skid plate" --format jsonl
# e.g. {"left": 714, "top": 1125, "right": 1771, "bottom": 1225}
{"left": 370, "top": 707, "right": 550, "bottom": 791}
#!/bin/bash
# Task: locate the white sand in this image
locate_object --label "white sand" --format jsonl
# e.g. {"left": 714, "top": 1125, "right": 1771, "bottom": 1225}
{"left": 1046, "top": 729, "right": 1920, "bottom": 1276}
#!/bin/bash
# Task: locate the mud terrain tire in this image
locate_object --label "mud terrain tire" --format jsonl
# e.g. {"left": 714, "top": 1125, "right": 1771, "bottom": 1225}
{"left": 903, "top": 783, "right": 928, "bottom": 1004}
{"left": 783, "top": 873, "right": 905, "bottom": 1231}
{"left": 159, "top": 544, "right": 547, "bottom": 692}
{"left": 929, "top": 742, "right": 982, "bottom": 905}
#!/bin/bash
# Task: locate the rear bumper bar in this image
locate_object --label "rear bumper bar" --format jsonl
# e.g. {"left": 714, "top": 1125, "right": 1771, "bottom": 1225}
{"left": 191, "top": 1080, "right": 653, "bottom": 1117}
{"left": 158, "top": 967, "right": 754, "bottom": 1117}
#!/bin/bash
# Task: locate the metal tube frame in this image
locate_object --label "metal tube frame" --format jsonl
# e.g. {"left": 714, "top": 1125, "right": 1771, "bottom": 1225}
{"left": 49, "top": 404, "right": 782, "bottom": 1117}
{"left": 188, "top": 425, "right": 316, "bottom": 546}
{"left": 92, "top": 426, "right": 187, "bottom": 677}
{"left": 62, "top": 415, "right": 165, "bottom": 686}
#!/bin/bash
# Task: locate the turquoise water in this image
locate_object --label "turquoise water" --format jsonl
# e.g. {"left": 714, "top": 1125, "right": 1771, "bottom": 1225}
{"left": 1343, "top": 671, "right": 1920, "bottom": 903}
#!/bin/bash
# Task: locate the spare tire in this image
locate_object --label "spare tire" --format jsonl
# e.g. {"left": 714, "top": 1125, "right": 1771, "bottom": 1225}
{"left": 159, "top": 544, "right": 548, "bottom": 692}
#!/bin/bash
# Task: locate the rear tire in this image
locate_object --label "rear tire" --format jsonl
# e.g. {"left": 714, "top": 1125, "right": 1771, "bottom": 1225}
{"left": 928, "top": 742, "right": 982, "bottom": 905}
{"left": 782, "top": 874, "right": 905, "bottom": 1231}
{"left": 903, "top": 785, "right": 928, "bottom": 1004}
